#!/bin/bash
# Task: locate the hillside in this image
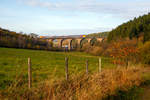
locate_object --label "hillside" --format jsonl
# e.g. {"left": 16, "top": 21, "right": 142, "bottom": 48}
{"left": 108, "top": 13, "right": 150, "bottom": 42}
{"left": 0, "top": 27, "right": 52, "bottom": 50}
{"left": 87, "top": 32, "right": 109, "bottom": 38}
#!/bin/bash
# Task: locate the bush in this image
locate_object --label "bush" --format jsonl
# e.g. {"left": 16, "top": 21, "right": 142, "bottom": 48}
{"left": 139, "top": 41, "right": 150, "bottom": 64}
{"left": 105, "top": 39, "right": 140, "bottom": 65}
{"left": 81, "top": 43, "right": 92, "bottom": 53}
{"left": 90, "top": 46, "right": 103, "bottom": 56}
{"left": 82, "top": 43, "right": 104, "bottom": 56}
{"left": 82, "top": 38, "right": 141, "bottom": 65}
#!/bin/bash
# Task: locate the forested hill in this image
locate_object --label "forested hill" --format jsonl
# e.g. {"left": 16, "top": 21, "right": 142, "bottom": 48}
{"left": 107, "top": 13, "right": 150, "bottom": 42}
{"left": 0, "top": 27, "right": 52, "bottom": 50}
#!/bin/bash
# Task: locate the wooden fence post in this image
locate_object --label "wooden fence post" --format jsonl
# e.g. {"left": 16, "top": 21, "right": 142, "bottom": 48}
{"left": 99, "top": 57, "right": 101, "bottom": 72}
{"left": 86, "top": 60, "right": 88, "bottom": 74}
{"left": 65, "top": 57, "right": 69, "bottom": 80}
{"left": 28, "top": 57, "right": 32, "bottom": 89}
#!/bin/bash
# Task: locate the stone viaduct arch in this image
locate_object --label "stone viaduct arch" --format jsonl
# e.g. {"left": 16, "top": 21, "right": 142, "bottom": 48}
{"left": 97, "top": 38, "right": 103, "bottom": 42}
{"left": 48, "top": 37, "right": 103, "bottom": 50}
{"left": 48, "top": 38, "right": 64, "bottom": 48}
{"left": 61, "top": 38, "right": 73, "bottom": 50}
{"left": 77, "top": 38, "right": 91, "bottom": 48}
{"left": 76, "top": 38, "right": 102, "bottom": 47}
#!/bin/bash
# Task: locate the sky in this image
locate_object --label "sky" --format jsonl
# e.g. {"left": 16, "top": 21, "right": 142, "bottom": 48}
{"left": 0, "top": 0, "right": 150, "bottom": 36}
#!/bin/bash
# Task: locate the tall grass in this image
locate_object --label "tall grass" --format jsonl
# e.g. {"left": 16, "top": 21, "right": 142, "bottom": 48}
{"left": 0, "top": 66, "right": 145, "bottom": 100}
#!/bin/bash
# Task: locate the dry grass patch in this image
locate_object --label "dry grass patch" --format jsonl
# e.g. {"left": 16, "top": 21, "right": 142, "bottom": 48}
{"left": 0, "top": 67, "right": 145, "bottom": 100}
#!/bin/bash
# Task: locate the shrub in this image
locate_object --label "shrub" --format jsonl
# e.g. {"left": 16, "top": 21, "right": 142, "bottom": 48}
{"left": 103, "top": 39, "right": 139, "bottom": 65}
{"left": 139, "top": 41, "right": 150, "bottom": 64}
{"left": 81, "top": 43, "right": 92, "bottom": 53}
{"left": 90, "top": 46, "right": 103, "bottom": 56}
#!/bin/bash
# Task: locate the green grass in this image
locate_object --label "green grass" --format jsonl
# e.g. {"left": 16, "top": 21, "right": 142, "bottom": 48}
{"left": 0, "top": 47, "right": 115, "bottom": 89}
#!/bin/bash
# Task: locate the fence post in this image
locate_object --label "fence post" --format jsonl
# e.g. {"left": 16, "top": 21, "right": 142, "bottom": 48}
{"left": 65, "top": 57, "right": 69, "bottom": 80}
{"left": 99, "top": 57, "right": 101, "bottom": 72}
{"left": 86, "top": 60, "right": 88, "bottom": 74}
{"left": 28, "top": 57, "right": 32, "bottom": 89}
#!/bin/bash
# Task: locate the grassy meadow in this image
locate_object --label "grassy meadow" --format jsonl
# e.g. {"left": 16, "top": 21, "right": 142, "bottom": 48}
{"left": 0, "top": 47, "right": 114, "bottom": 89}
{"left": 1, "top": 47, "right": 150, "bottom": 100}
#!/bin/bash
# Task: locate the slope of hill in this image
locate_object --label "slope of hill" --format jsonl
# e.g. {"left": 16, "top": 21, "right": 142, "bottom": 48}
{"left": 87, "top": 32, "right": 109, "bottom": 38}
{"left": 0, "top": 27, "right": 52, "bottom": 50}
{"left": 108, "top": 13, "right": 150, "bottom": 42}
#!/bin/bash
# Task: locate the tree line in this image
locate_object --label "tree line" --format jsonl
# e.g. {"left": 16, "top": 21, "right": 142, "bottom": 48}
{"left": 0, "top": 28, "right": 53, "bottom": 50}
{"left": 108, "top": 13, "right": 150, "bottom": 42}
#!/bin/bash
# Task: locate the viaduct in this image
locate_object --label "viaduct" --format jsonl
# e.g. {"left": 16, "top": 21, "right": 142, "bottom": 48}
{"left": 46, "top": 36, "right": 103, "bottom": 50}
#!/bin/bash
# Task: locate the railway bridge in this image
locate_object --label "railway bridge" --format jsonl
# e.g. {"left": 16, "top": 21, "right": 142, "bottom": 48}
{"left": 46, "top": 36, "right": 103, "bottom": 50}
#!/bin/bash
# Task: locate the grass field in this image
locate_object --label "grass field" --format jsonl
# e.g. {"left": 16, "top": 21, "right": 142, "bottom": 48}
{"left": 0, "top": 47, "right": 114, "bottom": 89}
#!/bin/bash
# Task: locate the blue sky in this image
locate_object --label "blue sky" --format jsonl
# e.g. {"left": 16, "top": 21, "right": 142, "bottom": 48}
{"left": 0, "top": 0, "right": 150, "bottom": 36}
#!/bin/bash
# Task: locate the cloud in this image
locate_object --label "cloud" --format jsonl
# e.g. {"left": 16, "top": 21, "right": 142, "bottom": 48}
{"left": 18, "top": 0, "right": 150, "bottom": 19}
{"left": 14, "top": 0, "right": 150, "bottom": 35}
